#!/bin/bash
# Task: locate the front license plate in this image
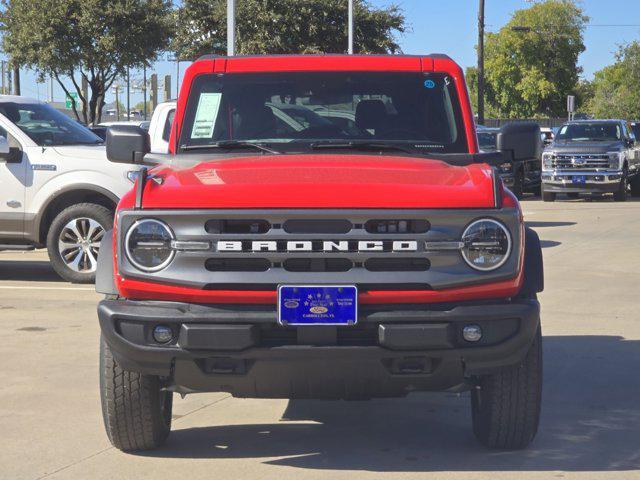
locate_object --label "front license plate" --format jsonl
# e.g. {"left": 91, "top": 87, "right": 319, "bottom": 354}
{"left": 572, "top": 175, "right": 587, "bottom": 184}
{"left": 278, "top": 285, "right": 358, "bottom": 326}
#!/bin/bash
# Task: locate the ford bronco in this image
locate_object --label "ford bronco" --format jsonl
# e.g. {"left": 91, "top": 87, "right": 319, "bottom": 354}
{"left": 97, "top": 54, "right": 544, "bottom": 452}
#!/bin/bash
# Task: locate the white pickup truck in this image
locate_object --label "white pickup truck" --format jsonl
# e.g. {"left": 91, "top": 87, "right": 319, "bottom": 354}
{"left": 0, "top": 96, "right": 175, "bottom": 282}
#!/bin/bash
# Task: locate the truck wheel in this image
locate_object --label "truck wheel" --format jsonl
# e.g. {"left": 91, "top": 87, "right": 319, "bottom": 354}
{"left": 631, "top": 174, "right": 640, "bottom": 197}
{"left": 100, "top": 336, "right": 173, "bottom": 452}
{"left": 46, "top": 203, "right": 113, "bottom": 283}
{"left": 613, "top": 170, "right": 628, "bottom": 202}
{"left": 541, "top": 185, "right": 555, "bottom": 202}
{"left": 511, "top": 170, "right": 524, "bottom": 199}
{"left": 471, "top": 326, "right": 542, "bottom": 450}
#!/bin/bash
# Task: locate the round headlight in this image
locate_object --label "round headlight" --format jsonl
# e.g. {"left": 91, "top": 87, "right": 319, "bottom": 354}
{"left": 461, "top": 219, "right": 511, "bottom": 271}
{"left": 125, "top": 219, "right": 175, "bottom": 272}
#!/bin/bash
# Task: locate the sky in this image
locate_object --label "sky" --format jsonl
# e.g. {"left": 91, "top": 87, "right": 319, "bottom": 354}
{"left": 10, "top": 0, "right": 640, "bottom": 110}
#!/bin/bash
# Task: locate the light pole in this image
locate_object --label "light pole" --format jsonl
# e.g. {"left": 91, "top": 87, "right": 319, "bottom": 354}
{"left": 227, "top": 0, "right": 236, "bottom": 56}
{"left": 477, "top": 0, "right": 485, "bottom": 125}
{"left": 348, "top": 0, "right": 354, "bottom": 54}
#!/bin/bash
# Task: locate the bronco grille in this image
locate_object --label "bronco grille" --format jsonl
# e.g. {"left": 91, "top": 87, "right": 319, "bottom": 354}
{"left": 117, "top": 209, "right": 523, "bottom": 291}
{"left": 551, "top": 154, "right": 611, "bottom": 169}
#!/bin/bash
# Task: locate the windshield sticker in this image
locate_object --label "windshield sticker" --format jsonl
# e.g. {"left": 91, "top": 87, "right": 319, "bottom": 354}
{"left": 424, "top": 79, "right": 436, "bottom": 89}
{"left": 191, "top": 93, "right": 222, "bottom": 139}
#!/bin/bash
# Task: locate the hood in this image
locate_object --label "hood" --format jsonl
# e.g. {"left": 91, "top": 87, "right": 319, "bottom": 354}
{"left": 132, "top": 154, "right": 496, "bottom": 209}
{"left": 550, "top": 140, "right": 622, "bottom": 153}
{"left": 50, "top": 145, "right": 107, "bottom": 160}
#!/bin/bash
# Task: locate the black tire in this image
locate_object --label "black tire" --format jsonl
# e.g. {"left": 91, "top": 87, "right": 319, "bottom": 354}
{"left": 541, "top": 185, "right": 555, "bottom": 202}
{"left": 630, "top": 174, "right": 640, "bottom": 197}
{"left": 46, "top": 203, "right": 113, "bottom": 283}
{"left": 511, "top": 169, "right": 524, "bottom": 200}
{"left": 471, "top": 326, "right": 543, "bottom": 450}
{"left": 100, "top": 336, "right": 173, "bottom": 452}
{"left": 613, "top": 169, "right": 628, "bottom": 202}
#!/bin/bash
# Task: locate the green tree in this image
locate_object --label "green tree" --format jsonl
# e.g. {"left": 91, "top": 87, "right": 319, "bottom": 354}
{"left": 1, "top": 0, "right": 173, "bottom": 124}
{"left": 474, "top": 0, "right": 587, "bottom": 118}
{"left": 172, "top": 0, "right": 405, "bottom": 59}
{"left": 587, "top": 42, "right": 640, "bottom": 120}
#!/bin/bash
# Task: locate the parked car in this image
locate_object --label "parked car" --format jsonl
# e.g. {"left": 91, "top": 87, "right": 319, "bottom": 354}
{"left": 630, "top": 121, "right": 640, "bottom": 141}
{"left": 97, "top": 54, "right": 544, "bottom": 452}
{"left": 147, "top": 101, "right": 176, "bottom": 154}
{"left": 0, "top": 96, "right": 143, "bottom": 282}
{"left": 541, "top": 119, "right": 640, "bottom": 201}
{"left": 477, "top": 126, "right": 541, "bottom": 198}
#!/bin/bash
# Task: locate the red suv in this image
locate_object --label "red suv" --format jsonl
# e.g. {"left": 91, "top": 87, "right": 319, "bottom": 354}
{"left": 98, "top": 54, "right": 544, "bottom": 452}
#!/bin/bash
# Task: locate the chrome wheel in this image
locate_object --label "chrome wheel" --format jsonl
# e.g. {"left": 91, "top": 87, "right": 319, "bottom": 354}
{"left": 57, "top": 217, "right": 105, "bottom": 273}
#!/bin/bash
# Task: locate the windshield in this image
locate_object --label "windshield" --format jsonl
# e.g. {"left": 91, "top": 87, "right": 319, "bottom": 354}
{"left": 555, "top": 123, "right": 622, "bottom": 142}
{"left": 179, "top": 72, "right": 468, "bottom": 154}
{"left": 0, "top": 102, "right": 102, "bottom": 146}
{"left": 477, "top": 131, "right": 497, "bottom": 151}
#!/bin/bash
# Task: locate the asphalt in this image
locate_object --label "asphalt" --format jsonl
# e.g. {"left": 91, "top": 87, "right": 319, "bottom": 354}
{"left": 1, "top": 196, "right": 640, "bottom": 480}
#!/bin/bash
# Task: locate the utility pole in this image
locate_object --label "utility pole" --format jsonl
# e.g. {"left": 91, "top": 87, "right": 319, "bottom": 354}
{"left": 49, "top": 76, "right": 54, "bottom": 103}
{"left": 477, "top": 0, "right": 485, "bottom": 126}
{"left": 1, "top": 61, "right": 5, "bottom": 95}
{"left": 164, "top": 75, "right": 172, "bottom": 102}
{"left": 150, "top": 74, "right": 158, "bottom": 112}
{"left": 126, "top": 67, "right": 130, "bottom": 121}
{"left": 114, "top": 85, "right": 120, "bottom": 121}
{"left": 348, "top": 0, "right": 354, "bottom": 54}
{"left": 176, "top": 61, "right": 180, "bottom": 98}
{"left": 227, "top": 0, "right": 236, "bottom": 56}
{"left": 143, "top": 65, "right": 148, "bottom": 120}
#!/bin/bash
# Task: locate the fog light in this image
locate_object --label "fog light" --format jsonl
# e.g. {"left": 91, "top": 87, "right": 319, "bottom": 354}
{"left": 153, "top": 325, "right": 173, "bottom": 344}
{"left": 462, "top": 324, "right": 482, "bottom": 342}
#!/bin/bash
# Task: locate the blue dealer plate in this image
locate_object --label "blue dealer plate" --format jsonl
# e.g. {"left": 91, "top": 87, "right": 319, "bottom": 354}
{"left": 572, "top": 175, "right": 587, "bottom": 184}
{"left": 278, "top": 285, "right": 358, "bottom": 326}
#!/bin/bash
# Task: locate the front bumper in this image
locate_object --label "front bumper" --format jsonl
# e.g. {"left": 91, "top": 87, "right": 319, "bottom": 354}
{"left": 542, "top": 170, "right": 622, "bottom": 193}
{"left": 98, "top": 297, "right": 540, "bottom": 399}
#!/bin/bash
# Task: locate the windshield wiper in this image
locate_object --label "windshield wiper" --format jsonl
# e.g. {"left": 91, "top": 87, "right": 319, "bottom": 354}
{"left": 182, "top": 140, "right": 281, "bottom": 154}
{"left": 310, "top": 141, "right": 415, "bottom": 154}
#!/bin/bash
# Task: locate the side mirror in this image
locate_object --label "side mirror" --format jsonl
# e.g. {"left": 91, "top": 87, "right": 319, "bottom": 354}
{"left": 106, "top": 125, "right": 150, "bottom": 164}
{"left": 497, "top": 122, "right": 541, "bottom": 161}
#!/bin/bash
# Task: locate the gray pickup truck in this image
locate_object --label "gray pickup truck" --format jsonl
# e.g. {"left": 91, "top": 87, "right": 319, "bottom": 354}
{"left": 541, "top": 119, "right": 640, "bottom": 201}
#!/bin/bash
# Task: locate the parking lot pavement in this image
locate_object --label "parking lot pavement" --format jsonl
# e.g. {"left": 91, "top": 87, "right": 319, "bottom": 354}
{"left": 2, "top": 198, "right": 640, "bottom": 480}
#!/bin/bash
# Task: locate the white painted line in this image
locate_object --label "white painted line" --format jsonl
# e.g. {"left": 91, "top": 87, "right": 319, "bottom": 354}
{"left": 0, "top": 285, "right": 95, "bottom": 291}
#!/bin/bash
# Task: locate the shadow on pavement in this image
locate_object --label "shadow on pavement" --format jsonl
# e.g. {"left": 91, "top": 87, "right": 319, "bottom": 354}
{"left": 146, "top": 335, "right": 640, "bottom": 473}
{"left": 526, "top": 221, "right": 576, "bottom": 228}
{"left": 539, "top": 240, "right": 562, "bottom": 249}
{"left": 0, "top": 260, "right": 62, "bottom": 282}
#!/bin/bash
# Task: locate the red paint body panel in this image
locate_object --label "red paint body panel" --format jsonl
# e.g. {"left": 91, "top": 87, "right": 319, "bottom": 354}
{"left": 115, "top": 275, "right": 523, "bottom": 306}
{"left": 136, "top": 155, "right": 495, "bottom": 209}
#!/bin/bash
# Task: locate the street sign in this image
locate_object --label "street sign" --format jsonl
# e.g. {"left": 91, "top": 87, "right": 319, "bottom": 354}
{"left": 567, "top": 95, "right": 575, "bottom": 113}
{"left": 65, "top": 92, "right": 78, "bottom": 109}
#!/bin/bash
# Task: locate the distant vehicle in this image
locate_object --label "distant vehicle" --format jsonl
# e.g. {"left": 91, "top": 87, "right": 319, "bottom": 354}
{"left": 99, "top": 120, "right": 150, "bottom": 130}
{"left": 477, "top": 126, "right": 541, "bottom": 198}
{"left": 542, "top": 119, "right": 640, "bottom": 201}
{"left": 89, "top": 126, "right": 108, "bottom": 141}
{"left": 540, "top": 127, "right": 554, "bottom": 147}
{"left": 147, "top": 101, "right": 176, "bottom": 154}
{"left": 0, "top": 96, "right": 141, "bottom": 282}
